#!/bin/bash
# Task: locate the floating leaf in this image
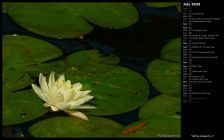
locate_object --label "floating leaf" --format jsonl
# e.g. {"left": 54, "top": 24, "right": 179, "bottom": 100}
{"left": 147, "top": 59, "right": 180, "bottom": 97}
{"left": 139, "top": 95, "right": 180, "bottom": 119}
{"left": 147, "top": 37, "right": 181, "bottom": 97}
{"left": 116, "top": 116, "right": 181, "bottom": 138}
{"left": 146, "top": 2, "right": 181, "bottom": 12}
{"left": 3, "top": 89, "right": 48, "bottom": 126}
{"left": 29, "top": 116, "right": 122, "bottom": 138}
{"left": 65, "top": 49, "right": 119, "bottom": 74}
{"left": 161, "top": 38, "right": 180, "bottom": 63}
{"left": 3, "top": 35, "right": 65, "bottom": 91}
{"left": 3, "top": 68, "right": 33, "bottom": 92}
{"left": 3, "top": 35, "right": 65, "bottom": 125}
{"left": 146, "top": 2, "right": 180, "bottom": 8}
{"left": 2, "top": 3, "right": 7, "bottom": 13}
{"left": 5, "top": 2, "right": 138, "bottom": 38}
{"left": 64, "top": 50, "right": 150, "bottom": 115}
{"left": 177, "top": 5, "right": 181, "bottom": 12}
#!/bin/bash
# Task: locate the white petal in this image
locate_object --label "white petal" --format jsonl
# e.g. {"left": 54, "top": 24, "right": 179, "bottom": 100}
{"left": 82, "top": 95, "right": 94, "bottom": 103}
{"left": 64, "top": 110, "right": 89, "bottom": 121}
{"left": 63, "top": 89, "right": 74, "bottom": 102}
{"left": 56, "top": 74, "right": 65, "bottom": 87}
{"left": 80, "top": 90, "right": 91, "bottom": 97}
{"left": 73, "top": 92, "right": 83, "bottom": 101}
{"left": 32, "top": 84, "right": 47, "bottom": 102}
{"left": 73, "top": 90, "right": 91, "bottom": 101}
{"left": 72, "top": 83, "right": 82, "bottom": 91}
{"left": 70, "top": 95, "right": 94, "bottom": 108}
{"left": 43, "top": 103, "right": 51, "bottom": 107}
{"left": 51, "top": 92, "right": 63, "bottom": 103}
{"left": 56, "top": 102, "right": 70, "bottom": 110}
{"left": 73, "top": 89, "right": 89, "bottom": 99}
{"left": 64, "top": 80, "right": 71, "bottom": 89}
{"left": 51, "top": 84, "right": 58, "bottom": 95}
{"left": 51, "top": 106, "right": 60, "bottom": 111}
{"left": 39, "top": 73, "right": 50, "bottom": 94}
{"left": 73, "top": 105, "right": 96, "bottom": 109}
{"left": 48, "top": 71, "right": 55, "bottom": 93}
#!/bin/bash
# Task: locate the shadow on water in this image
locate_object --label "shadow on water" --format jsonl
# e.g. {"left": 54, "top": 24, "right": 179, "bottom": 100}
{"left": 2, "top": 3, "right": 180, "bottom": 137}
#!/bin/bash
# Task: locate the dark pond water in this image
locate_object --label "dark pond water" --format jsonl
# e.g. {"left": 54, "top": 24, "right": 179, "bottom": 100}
{"left": 2, "top": 3, "right": 181, "bottom": 137}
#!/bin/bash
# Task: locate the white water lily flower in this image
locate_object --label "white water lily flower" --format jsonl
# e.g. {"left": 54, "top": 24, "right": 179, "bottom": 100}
{"left": 31, "top": 71, "right": 96, "bottom": 121}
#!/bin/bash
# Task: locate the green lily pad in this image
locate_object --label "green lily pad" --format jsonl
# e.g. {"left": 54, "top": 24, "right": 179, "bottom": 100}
{"left": 146, "top": 2, "right": 181, "bottom": 12}
{"left": 161, "top": 38, "right": 180, "bottom": 63}
{"left": 29, "top": 116, "right": 122, "bottom": 138}
{"left": 3, "top": 35, "right": 65, "bottom": 91}
{"left": 147, "top": 59, "right": 180, "bottom": 97}
{"left": 177, "top": 5, "right": 181, "bottom": 12}
{"left": 116, "top": 116, "right": 181, "bottom": 138}
{"left": 3, "top": 3, "right": 7, "bottom": 13}
{"left": 147, "top": 37, "right": 181, "bottom": 97}
{"left": 139, "top": 95, "right": 180, "bottom": 119}
{"left": 64, "top": 50, "right": 150, "bottom": 115}
{"left": 3, "top": 68, "right": 34, "bottom": 92}
{"left": 65, "top": 49, "right": 119, "bottom": 74}
{"left": 146, "top": 2, "right": 180, "bottom": 8}
{"left": 5, "top": 2, "right": 138, "bottom": 38}
{"left": 3, "top": 35, "right": 65, "bottom": 125}
{"left": 3, "top": 89, "right": 48, "bottom": 126}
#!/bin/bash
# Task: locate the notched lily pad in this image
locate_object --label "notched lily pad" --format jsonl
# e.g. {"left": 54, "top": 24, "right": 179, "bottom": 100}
{"left": 3, "top": 35, "right": 63, "bottom": 70}
{"left": 3, "top": 89, "right": 48, "bottom": 126}
{"left": 65, "top": 49, "right": 119, "bottom": 74}
{"left": 3, "top": 68, "right": 33, "bottom": 92}
{"left": 5, "top": 2, "right": 138, "bottom": 38}
{"left": 3, "top": 35, "right": 65, "bottom": 91}
{"left": 147, "top": 37, "right": 181, "bottom": 97}
{"left": 86, "top": 67, "right": 150, "bottom": 115}
{"left": 147, "top": 59, "right": 180, "bottom": 97}
{"left": 29, "top": 116, "right": 122, "bottom": 138}
{"left": 161, "top": 38, "right": 180, "bottom": 63}
{"left": 139, "top": 95, "right": 180, "bottom": 119}
{"left": 64, "top": 50, "right": 150, "bottom": 115}
{"left": 3, "top": 35, "right": 65, "bottom": 125}
{"left": 116, "top": 116, "right": 181, "bottom": 138}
